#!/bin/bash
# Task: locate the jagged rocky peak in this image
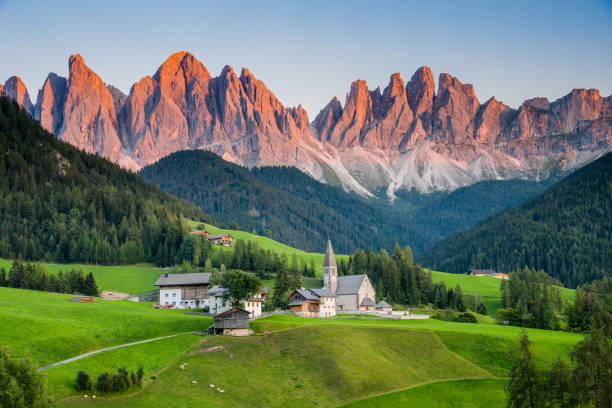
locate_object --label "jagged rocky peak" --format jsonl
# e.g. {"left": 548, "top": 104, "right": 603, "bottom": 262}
{"left": 313, "top": 96, "right": 342, "bottom": 140}
{"left": 3, "top": 75, "right": 34, "bottom": 115}
{"left": 35, "top": 73, "right": 67, "bottom": 134}
{"left": 432, "top": 73, "right": 479, "bottom": 143}
{"left": 406, "top": 66, "right": 435, "bottom": 118}
{"left": 289, "top": 104, "right": 309, "bottom": 130}
{"left": 474, "top": 97, "right": 514, "bottom": 144}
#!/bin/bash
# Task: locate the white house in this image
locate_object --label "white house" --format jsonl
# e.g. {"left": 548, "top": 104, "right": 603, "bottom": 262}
{"left": 154, "top": 272, "right": 211, "bottom": 309}
{"left": 207, "top": 285, "right": 265, "bottom": 318}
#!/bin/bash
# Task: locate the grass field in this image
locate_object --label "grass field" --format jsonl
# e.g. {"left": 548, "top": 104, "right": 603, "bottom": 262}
{"left": 0, "top": 287, "right": 210, "bottom": 366}
{"left": 0, "top": 258, "right": 163, "bottom": 294}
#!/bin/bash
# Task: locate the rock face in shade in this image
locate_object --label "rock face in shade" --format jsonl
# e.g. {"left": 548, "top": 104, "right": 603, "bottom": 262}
{"left": 3, "top": 52, "right": 612, "bottom": 195}
{"left": 3, "top": 76, "right": 34, "bottom": 116}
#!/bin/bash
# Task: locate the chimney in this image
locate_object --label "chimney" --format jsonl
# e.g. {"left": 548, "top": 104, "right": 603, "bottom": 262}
{"left": 164, "top": 272, "right": 169, "bottom": 278}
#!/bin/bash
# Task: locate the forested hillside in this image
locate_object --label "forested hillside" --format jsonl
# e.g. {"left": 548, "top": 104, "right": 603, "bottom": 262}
{"left": 419, "top": 151, "right": 612, "bottom": 287}
{"left": 140, "top": 150, "right": 427, "bottom": 254}
{"left": 0, "top": 96, "right": 210, "bottom": 265}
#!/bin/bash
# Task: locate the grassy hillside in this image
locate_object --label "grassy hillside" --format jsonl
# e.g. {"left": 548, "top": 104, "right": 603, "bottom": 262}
{"left": 0, "top": 287, "right": 210, "bottom": 366}
{"left": 53, "top": 315, "right": 582, "bottom": 407}
{"left": 420, "top": 151, "right": 612, "bottom": 287}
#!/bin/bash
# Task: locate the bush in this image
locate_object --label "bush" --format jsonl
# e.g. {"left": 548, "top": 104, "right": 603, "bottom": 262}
{"left": 0, "top": 348, "right": 52, "bottom": 408}
{"left": 495, "top": 308, "right": 522, "bottom": 326}
{"left": 111, "top": 367, "right": 130, "bottom": 393}
{"left": 454, "top": 312, "right": 478, "bottom": 323}
{"left": 96, "top": 372, "right": 112, "bottom": 394}
{"left": 75, "top": 371, "right": 92, "bottom": 392}
{"left": 477, "top": 302, "right": 488, "bottom": 315}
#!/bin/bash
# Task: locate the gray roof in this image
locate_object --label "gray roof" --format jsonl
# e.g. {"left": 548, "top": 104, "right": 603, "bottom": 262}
{"left": 262, "top": 287, "right": 270, "bottom": 295}
{"left": 295, "top": 288, "right": 320, "bottom": 301}
{"left": 336, "top": 274, "right": 367, "bottom": 295}
{"left": 154, "top": 272, "right": 211, "bottom": 287}
{"left": 469, "top": 269, "right": 496, "bottom": 274}
{"left": 360, "top": 297, "right": 376, "bottom": 306}
{"left": 208, "top": 233, "right": 231, "bottom": 240}
{"left": 310, "top": 288, "right": 336, "bottom": 298}
{"left": 323, "top": 240, "right": 336, "bottom": 268}
{"left": 376, "top": 300, "right": 392, "bottom": 309}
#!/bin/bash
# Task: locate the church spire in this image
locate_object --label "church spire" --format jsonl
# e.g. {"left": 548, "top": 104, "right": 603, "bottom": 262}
{"left": 323, "top": 239, "right": 338, "bottom": 293}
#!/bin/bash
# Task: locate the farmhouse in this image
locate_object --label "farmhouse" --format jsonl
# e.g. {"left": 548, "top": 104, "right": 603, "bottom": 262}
{"left": 288, "top": 288, "right": 336, "bottom": 318}
{"left": 154, "top": 272, "right": 211, "bottom": 309}
{"left": 212, "top": 307, "right": 251, "bottom": 336}
{"left": 207, "top": 233, "right": 233, "bottom": 246}
{"left": 376, "top": 300, "right": 392, "bottom": 312}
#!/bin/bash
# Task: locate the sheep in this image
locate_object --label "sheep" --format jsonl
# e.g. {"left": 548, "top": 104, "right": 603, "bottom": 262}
{"left": 192, "top": 380, "right": 197, "bottom": 385}
{"left": 83, "top": 394, "right": 88, "bottom": 399}
{"left": 92, "top": 395, "right": 96, "bottom": 400}
{"left": 209, "top": 384, "right": 215, "bottom": 388}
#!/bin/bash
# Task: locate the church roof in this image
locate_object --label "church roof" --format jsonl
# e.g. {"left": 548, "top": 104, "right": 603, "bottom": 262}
{"left": 376, "top": 300, "right": 392, "bottom": 309}
{"left": 323, "top": 240, "right": 336, "bottom": 268}
{"left": 336, "top": 274, "right": 367, "bottom": 295}
{"left": 360, "top": 297, "right": 376, "bottom": 306}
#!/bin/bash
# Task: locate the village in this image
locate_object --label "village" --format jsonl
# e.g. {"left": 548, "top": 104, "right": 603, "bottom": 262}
{"left": 153, "top": 237, "right": 425, "bottom": 336}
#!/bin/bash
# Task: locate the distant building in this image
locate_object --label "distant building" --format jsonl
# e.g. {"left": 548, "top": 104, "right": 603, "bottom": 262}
{"left": 154, "top": 272, "right": 211, "bottom": 309}
{"left": 212, "top": 307, "right": 251, "bottom": 336}
{"left": 488, "top": 273, "right": 509, "bottom": 280}
{"left": 190, "top": 230, "right": 210, "bottom": 237}
{"left": 466, "top": 269, "right": 496, "bottom": 277}
{"left": 207, "top": 233, "right": 233, "bottom": 246}
{"left": 288, "top": 287, "right": 336, "bottom": 318}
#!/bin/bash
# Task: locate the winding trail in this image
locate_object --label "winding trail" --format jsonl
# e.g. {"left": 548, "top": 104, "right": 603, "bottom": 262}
{"left": 38, "top": 332, "right": 196, "bottom": 371}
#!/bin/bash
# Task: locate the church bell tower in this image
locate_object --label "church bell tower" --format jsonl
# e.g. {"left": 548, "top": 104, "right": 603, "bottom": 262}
{"left": 323, "top": 239, "right": 338, "bottom": 293}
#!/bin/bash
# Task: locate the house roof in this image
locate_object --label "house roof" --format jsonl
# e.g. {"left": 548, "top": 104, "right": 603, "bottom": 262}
{"left": 376, "top": 300, "right": 392, "bottom": 309}
{"left": 469, "top": 269, "right": 496, "bottom": 275}
{"left": 324, "top": 239, "right": 336, "bottom": 268}
{"left": 214, "top": 307, "right": 250, "bottom": 319}
{"left": 208, "top": 233, "right": 231, "bottom": 240}
{"left": 360, "top": 297, "right": 376, "bottom": 307}
{"left": 262, "top": 287, "right": 270, "bottom": 295}
{"left": 154, "top": 272, "right": 211, "bottom": 287}
{"left": 336, "top": 274, "right": 367, "bottom": 295}
{"left": 294, "top": 288, "right": 320, "bottom": 301}
{"left": 310, "top": 288, "right": 336, "bottom": 298}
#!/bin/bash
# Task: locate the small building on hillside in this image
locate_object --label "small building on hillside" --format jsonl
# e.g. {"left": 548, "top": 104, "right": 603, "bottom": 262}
{"left": 190, "top": 229, "right": 210, "bottom": 237}
{"left": 207, "top": 233, "right": 233, "bottom": 246}
{"left": 212, "top": 308, "right": 251, "bottom": 336}
{"left": 154, "top": 272, "right": 211, "bottom": 309}
{"left": 288, "top": 287, "right": 336, "bottom": 318}
{"left": 488, "top": 272, "right": 509, "bottom": 280}
{"left": 376, "top": 300, "right": 392, "bottom": 312}
{"left": 466, "top": 269, "right": 496, "bottom": 277}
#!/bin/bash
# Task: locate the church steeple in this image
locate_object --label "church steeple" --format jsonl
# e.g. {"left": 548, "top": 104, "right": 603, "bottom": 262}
{"left": 323, "top": 239, "right": 338, "bottom": 293}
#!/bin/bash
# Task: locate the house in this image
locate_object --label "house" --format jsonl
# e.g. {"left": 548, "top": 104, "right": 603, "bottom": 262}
{"left": 288, "top": 287, "right": 336, "bottom": 318}
{"left": 488, "top": 272, "right": 510, "bottom": 280}
{"left": 212, "top": 307, "right": 251, "bottom": 336}
{"left": 207, "top": 233, "right": 233, "bottom": 246}
{"left": 190, "top": 229, "right": 210, "bottom": 237}
{"left": 207, "top": 285, "right": 265, "bottom": 318}
{"left": 376, "top": 300, "right": 392, "bottom": 312}
{"left": 466, "top": 269, "right": 497, "bottom": 277}
{"left": 154, "top": 272, "right": 211, "bottom": 309}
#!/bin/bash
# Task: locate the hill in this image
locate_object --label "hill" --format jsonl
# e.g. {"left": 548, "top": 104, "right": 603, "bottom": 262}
{"left": 0, "top": 96, "right": 210, "bottom": 266}
{"left": 140, "top": 150, "right": 426, "bottom": 254}
{"left": 420, "top": 151, "right": 612, "bottom": 287}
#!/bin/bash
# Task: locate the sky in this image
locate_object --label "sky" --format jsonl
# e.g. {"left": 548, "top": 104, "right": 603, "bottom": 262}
{"left": 1, "top": 0, "right": 611, "bottom": 118}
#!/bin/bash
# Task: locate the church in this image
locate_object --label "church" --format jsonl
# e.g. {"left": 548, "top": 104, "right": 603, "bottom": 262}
{"left": 323, "top": 240, "right": 377, "bottom": 312}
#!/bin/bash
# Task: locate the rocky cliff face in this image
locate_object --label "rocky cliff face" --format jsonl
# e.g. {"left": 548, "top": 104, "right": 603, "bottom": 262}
{"left": 3, "top": 54, "right": 611, "bottom": 196}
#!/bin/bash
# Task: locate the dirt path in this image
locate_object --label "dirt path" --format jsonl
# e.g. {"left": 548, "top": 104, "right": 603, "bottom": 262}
{"left": 38, "top": 332, "right": 196, "bottom": 371}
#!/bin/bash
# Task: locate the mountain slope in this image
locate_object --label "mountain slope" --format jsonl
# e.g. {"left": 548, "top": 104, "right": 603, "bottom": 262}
{"left": 3, "top": 52, "right": 611, "bottom": 196}
{"left": 0, "top": 95, "right": 210, "bottom": 265}
{"left": 419, "top": 151, "right": 612, "bottom": 287}
{"left": 139, "top": 150, "right": 427, "bottom": 254}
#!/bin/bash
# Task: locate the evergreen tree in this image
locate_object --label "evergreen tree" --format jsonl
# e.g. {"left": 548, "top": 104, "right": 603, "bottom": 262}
{"left": 273, "top": 254, "right": 291, "bottom": 308}
{"left": 506, "top": 333, "right": 542, "bottom": 408}
{"left": 83, "top": 272, "right": 99, "bottom": 296}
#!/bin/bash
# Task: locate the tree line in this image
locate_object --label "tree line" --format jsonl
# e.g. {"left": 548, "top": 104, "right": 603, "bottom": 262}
{"left": 0, "top": 261, "right": 99, "bottom": 296}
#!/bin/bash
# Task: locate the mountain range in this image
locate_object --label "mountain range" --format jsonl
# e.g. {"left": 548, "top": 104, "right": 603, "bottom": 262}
{"left": 2, "top": 51, "right": 611, "bottom": 197}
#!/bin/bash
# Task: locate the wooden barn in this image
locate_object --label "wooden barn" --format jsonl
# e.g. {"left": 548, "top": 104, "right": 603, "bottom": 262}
{"left": 207, "top": 233, "right": 233, "bottom": 246}
{"left": 212, "top": 307, "right": 251, "bottom": 336}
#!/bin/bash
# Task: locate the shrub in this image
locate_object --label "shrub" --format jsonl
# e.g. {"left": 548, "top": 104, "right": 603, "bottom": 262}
{"left": 454, "top": 312, "right": 478, "bottom": 323}
{"left": 496, "top": 308, "right": 522, "bottom": 326}
{"left": 477, "top": 302, "right": 488, "bottom": 315}
{"left": 96, "top": 372, "right": 112, "bottom": 394}
{"left": 75, "top": 371, "right": 92, "bottom": 392}
{"left": 136, "top": 366, "right": 144, "bottom": 385}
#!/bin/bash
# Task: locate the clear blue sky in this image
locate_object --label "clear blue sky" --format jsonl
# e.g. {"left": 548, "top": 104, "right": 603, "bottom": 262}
{"left": 1, "top": 0, "right": 610, "bottom": 118}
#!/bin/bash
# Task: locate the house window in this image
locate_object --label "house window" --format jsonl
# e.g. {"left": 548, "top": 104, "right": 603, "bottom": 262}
{"left": 172, "top": 293, "right": 176, "bottom": 297}
{"left": 165, "top": 293, "right": 169, "bottom": 298}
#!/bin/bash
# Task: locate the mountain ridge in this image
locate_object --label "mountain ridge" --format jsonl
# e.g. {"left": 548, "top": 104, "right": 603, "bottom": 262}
{"left": 2, "top": 52, "right": 611, "bottom": 196}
